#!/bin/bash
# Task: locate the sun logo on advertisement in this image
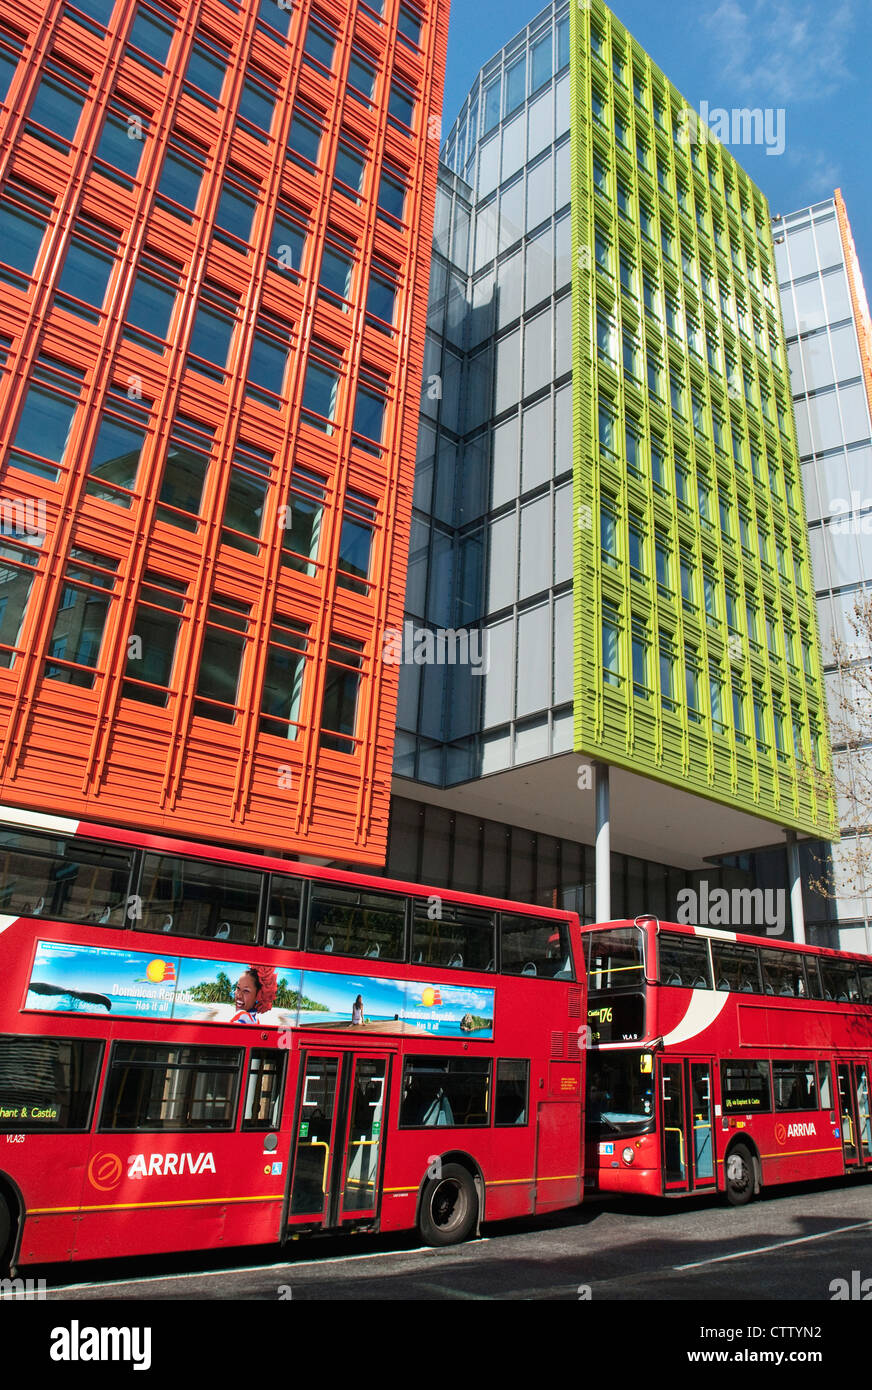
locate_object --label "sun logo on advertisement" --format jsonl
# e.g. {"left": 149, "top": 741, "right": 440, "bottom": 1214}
{"left": 145, "top": 959, "right": 175, "bottom": 983}
{"left": 88, "top": 1152, "right": 123, "bottom": 1191}
{"left": 421, "top": 987, "right": 442, "bottom": 1007}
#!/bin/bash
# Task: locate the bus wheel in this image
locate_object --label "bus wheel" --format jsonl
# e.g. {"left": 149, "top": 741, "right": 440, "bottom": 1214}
{"left": 0, "top": 1196, "right": 11, "bottom": 1273}
{"left": 418, "top": 1164, "right": 478, "bottom": 1246}
{"left": 725, "top": 1144, "right": 755, "bottom": 1206}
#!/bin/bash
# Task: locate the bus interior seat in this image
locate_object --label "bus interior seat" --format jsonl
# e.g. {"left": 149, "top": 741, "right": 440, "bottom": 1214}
{"left": 161, "top": 914, "right": 173, "bottom": 932}
{"left": 322, "top": 936, "right": 334, "bottom": 953}
{"left": 521, "top": 961, "right": 537, "bottom": 977}
{"left": 716, "top": 978, "right": 730, "bottom": 991}
{"left": 448, "top": 953, "right": 463, "bottom": 967}
{"left": 666, "top": 971, "right": 682, "bottom": 986}
{"left": 691, "top": 975, "right": 708, "bottom": 988}
{"left": 214, "top": 921, "right": 231, "bottom": 940}
{"left": 422, "top": 1092, "right": 454, "bottom": 1126}
{"left": 486, "top": 959, "right": 495, "bottom": 972}
{"left": 365, "top": 944, "right": 380, "bottom": 958}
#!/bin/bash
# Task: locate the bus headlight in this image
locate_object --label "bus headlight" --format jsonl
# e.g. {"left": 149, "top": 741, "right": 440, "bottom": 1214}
{"left": 621, "top": 1147, "right": 635, "bottom": 1165}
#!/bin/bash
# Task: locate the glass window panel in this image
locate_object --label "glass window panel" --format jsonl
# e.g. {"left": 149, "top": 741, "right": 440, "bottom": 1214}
{"left": 353, "top": 386, "right": 385, "bottom": 444}
{"left": 501, "top": 914, "right": 573, "bottom": 978}
{"left": 100, "top": 1043, "right": 241, "bottom": 1130}
{"left": 287, "top": 112, "right": 321, "bottom": 166}
{"left": 0, "top": 827, "right": 131, "bottom": 922}
{"left": 259, "top": 622, "right": 307, "bottom": 737}
{"left": 9, "top": 384, "right": 77, "bottom": 479}
{"left": 400, "top": 1056, "right": 491, "bottom": 1127}
{"left": 123, "top": 603, "right": 180, "bottom": 705}
{"left": 302, "top": 361, "right": 339, "bottom": 428}
{"left": 308, "top": 884, "right": 405, "bottom": 960}
{"left": 721, "top": 1059, "right": 771, "bottom": 1113}
{"left": 57, "top": 238, "right": 114, "bottom": 316}
{"left": 0, "top": 201, "right": 47, "bottom": 280}
{"left": 0, "top": 1036, "right": 103, "bottom": 1131}
{"left": 29, "top": 75, "right": 85, "bottom": 138}
{"left": 412, "top": 900, "right": 494, "bottom": 971}
{"left": 711, "top": 942, "right": 762, "bottom": 993}
{"left": 138, "top": 854, "right": 259, "bottom": 941}
{"left": 659, "top": 932, "right": 712, "bottom": 988}
{"left": 125, "top": 270, "right": 175, "bottom": 341}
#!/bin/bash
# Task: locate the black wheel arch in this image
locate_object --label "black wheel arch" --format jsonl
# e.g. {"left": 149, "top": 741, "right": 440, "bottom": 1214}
{"left": 0, "top": 1170, "right": 26, "bottom": 1276}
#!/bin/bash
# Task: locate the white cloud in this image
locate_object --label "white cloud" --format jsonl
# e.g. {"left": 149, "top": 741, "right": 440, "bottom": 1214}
{"left": 702, "top": 0, "right": 855, "bottom": 104}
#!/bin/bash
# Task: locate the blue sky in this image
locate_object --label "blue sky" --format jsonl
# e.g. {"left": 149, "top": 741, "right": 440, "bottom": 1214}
{"left": 442, "top": 0, "right": 872, "bottom": 280}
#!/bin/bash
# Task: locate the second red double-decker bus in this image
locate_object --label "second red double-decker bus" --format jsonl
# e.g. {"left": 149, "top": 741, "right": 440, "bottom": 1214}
{"left": 0, "top": 805, "right": 584, "bottom": 1273}
{"left": 583, "top": 916, "right": 872, "bottom": 1204}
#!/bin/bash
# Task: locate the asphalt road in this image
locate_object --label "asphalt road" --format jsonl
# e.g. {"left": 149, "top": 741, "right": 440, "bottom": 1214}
{"left": 32, "top": 1174, "right": 872, "bottom": 1302}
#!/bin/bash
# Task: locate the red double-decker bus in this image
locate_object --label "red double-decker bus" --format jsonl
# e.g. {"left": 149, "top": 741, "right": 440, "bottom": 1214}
{"left": 0, "top": 805, "right": 584, "bottom": 1273}
{"left": 583, "top": 916, "right": 872, "bottom": 1204}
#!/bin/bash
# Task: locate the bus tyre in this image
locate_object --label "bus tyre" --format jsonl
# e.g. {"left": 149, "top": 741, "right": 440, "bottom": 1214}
{"left": 725, "top": 1144, "right": 755, "bottom": 1206}
{"left": 418, "top": 1164, "right": 478, "bottom": 1246}
{"left": 0, "top": 1196, "right": 10, "bottom": 1272}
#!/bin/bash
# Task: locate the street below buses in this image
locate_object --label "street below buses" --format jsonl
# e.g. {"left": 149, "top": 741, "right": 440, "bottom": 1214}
{"left": 27, "top": 1176, "right": 872, "bottom": 1302}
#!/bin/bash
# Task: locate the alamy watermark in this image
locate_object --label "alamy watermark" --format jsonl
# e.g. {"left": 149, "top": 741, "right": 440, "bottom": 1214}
{"left": 0, "top": 1276, "right": 47, "bottom": 1300}
{"left": 676, "top": 882, "right": 786, "bottom": 936}
{"left": 0, "top": 496, "right": 46, "bottom": 542}
{"left": 830, "top": 1271, "right": 872, "bottom": 1300}
{"left": 382, "top": 621, "right": 488, "bottom": 674}
{"left": 829, "top": 494, "right": 872, "bottom": 534}
{"left": 677, "top": 101, "right": 786, "bottom": 157}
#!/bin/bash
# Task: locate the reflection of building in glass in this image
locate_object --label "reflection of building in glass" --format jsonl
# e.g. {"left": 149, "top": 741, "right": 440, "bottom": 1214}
{"left": 774, "top": 192, "right": 872, "bottom": 952}
{"left": 385, "top": 0, "right": 839, "bottom": 941}
{"left": 0, "top": 0, "right": 449, "bottom": 862}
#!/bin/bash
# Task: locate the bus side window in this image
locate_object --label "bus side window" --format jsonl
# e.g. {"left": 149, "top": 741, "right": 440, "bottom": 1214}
{"left": 494, "top": 1059, "right": 529, "bottom": 1126}
{"left": 242, "top": 1050, "right": 287, "bottom": 1130}
{"left": 137, "top": 853, "right": 260, "bottom": 943}
{"left": 804, "top": 955, "right": 824, "bottom": 1000}
{"left": 265, "top": 878, "right": 303, "bottom": 948}
{"left": 818, "top": 1061, "right": 833, "bottom": 1110}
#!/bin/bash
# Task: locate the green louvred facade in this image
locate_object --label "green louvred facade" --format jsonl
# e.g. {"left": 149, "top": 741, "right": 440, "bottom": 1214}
{"left": 569, "top": 0, "right": 835, "bottom": 836}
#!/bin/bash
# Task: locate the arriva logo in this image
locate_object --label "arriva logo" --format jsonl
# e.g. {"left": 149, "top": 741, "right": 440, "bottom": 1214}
{"left": 127, "top": 1152, "right": 216, "bottom": 1179}
{"left": 787, "top": 1121, "right": 816, "bottom": 1139}
{"left": 88, "top": 1152, "right": 123, "bottom": 1191}
{"left": 87, "top": 1151, "right": 216, "bottom": 1186}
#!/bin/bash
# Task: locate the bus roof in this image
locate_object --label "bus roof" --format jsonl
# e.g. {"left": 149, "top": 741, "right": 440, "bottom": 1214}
{"left": 582, "top": 916, "right": 872, "bottom": 966}
{"left": 0, "top": 802, "right": 575, "bottom": 924}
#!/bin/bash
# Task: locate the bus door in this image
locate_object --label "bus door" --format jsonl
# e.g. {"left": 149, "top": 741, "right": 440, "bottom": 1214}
{"left": 659, "top": 1057, "right": 716, "bottom": 1193}
{"left": 836, "top": 1062, "right": 872, "bottom": 1170}
{"left": 286, "top": 1050, "right": 392, "bottom": 1231}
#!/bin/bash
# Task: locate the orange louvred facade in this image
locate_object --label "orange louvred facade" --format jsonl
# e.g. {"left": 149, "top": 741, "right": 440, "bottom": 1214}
{"left": 0, "top": 0, "right": 448, "bottom": 862}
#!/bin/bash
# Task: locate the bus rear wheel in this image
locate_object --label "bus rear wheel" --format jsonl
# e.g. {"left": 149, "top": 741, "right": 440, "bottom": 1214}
{"left": 0, "top": 1196, "right": 11, "bottom": 1274}
{"left": 725, "top": 1144, "right": 755, "bottom": 1206}
{"left": 418, "top": 1164, "right": 478, "bottom": 1246}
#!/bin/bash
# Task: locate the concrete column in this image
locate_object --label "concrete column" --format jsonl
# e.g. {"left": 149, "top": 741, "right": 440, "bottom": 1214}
{"left": 785, "top": 830, "right": 806, "bottom": 944}
{"left": 595, "top": 762, "right": 611, "bottom": 923}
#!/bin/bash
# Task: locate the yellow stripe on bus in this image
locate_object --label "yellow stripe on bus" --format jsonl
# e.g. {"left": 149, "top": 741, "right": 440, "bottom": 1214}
{"left": 385, "top": 1174, "right": 573, "bottom": 1192}
{"left": 717, "top": 1146, "right": 844, "bottom": 1163}
{"left": 27, "top": 1194, "right": 284, "bottom": 1216}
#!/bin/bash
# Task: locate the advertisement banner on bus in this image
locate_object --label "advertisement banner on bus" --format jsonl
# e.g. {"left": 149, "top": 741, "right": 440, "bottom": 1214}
{"left": 24, "top": 943, "right": 495, "bottom": 1038}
